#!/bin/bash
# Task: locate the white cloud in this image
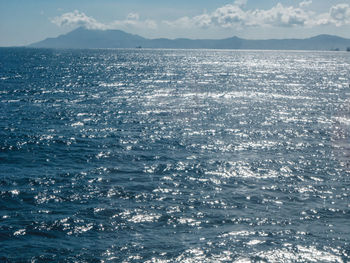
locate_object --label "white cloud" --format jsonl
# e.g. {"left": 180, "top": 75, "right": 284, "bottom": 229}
{"left": 329, "top": 4, "right": 350, "bottom": 26}
{"left": 310, "top": 3, "right": 350, "bottom": 26}
{"left": 51, "top": 10, "right": 106, "bottom": 30}
{"left": 252, "top": 3, "right": 310, "bottom": 27}
{"left": 234, "top": 0, "right": 247, "bottom": 8}
{"left": 211, "top": 4, "right": 247, "bottom": 28}
{"left": 299, "top": 0, "right": 312, "bottom": 8}
{"left": 127, "top": 12, "right": 140, "bottom": 20}
{"left": 163, "top": 2, "right": 350, "bottom": 30}
{"left": 51, "top": 10, "right": 157, "bottom": 30}
{"left": 52, "top": 3, "right": 350, "bottom": 34}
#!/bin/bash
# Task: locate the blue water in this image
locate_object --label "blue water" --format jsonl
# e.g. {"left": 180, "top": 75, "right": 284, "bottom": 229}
{"left": 1, "top": 48, "right": 350, "bottom": 262}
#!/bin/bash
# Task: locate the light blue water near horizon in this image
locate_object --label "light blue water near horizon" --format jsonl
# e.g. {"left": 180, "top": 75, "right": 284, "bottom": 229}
{"left": 0, "top": 48, "right": 350, "bottom": 262}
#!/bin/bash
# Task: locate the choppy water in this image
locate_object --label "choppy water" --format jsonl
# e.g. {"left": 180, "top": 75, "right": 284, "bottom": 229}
{"left": 1, "top": 48, "right": 350, "bottom": 262}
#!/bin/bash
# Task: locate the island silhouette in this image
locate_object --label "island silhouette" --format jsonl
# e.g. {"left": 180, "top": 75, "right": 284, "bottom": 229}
{"left": 30, "top": 27, "right": 350, "bottom": 51}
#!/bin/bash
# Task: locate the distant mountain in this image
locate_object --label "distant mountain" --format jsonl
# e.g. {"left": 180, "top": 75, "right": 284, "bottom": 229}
{"left": 29, "top": 27, "right": 147, "bottom": 49}
{"left": 29, "top": 27, "right": 350, "bottom": 51}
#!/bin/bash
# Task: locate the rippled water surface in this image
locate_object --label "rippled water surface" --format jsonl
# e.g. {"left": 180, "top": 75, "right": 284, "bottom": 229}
{"left": 1, "top": 48, "right": 350, "bottom": 262}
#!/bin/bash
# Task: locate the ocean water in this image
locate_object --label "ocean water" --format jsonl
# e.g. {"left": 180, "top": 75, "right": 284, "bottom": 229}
{"left": 0, "top": 48, "right": 350, "bottom": 262}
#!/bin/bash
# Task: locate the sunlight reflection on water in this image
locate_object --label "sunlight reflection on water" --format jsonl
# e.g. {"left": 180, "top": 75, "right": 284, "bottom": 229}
{"left": 0, "top": 48, "right": 349, "bottom": 262}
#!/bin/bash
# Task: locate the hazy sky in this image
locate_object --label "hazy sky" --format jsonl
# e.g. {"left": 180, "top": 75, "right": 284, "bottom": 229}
{"left": 1, "top": 0, "right": 350, "bottom": 46}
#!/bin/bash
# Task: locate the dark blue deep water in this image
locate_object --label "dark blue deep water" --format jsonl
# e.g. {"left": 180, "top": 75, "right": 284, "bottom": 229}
{"left": 1, "top": 48, "right": 350, "bottom": 262}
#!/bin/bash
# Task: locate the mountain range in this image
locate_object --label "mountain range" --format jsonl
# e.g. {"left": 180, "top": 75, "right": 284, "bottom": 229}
{"left": 30, "top": 27, "right": 350, "bottom": 51}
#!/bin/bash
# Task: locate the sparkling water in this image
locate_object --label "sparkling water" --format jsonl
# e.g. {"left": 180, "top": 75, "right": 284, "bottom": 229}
{"left": 1, "top": 48, "right": 350, "bottom": 262}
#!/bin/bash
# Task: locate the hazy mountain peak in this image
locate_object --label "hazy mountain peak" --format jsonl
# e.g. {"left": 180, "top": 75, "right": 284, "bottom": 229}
{"left": 309, "top": 34, "right": 345, "bottom": 40}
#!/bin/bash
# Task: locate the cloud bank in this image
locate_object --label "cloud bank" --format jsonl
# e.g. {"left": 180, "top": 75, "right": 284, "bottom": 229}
{"left": 51, "top": 10, "right": 157, "bottom": 30}
{"left": 52, "top": 2, "right": 350, "bottom": 32}
{"left": 163, "top": 1, "right": 350, "bottom": 29}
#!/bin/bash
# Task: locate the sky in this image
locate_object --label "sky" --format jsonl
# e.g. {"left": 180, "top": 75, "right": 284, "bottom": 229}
{"left": 1, "top": 0, "right": 350, "bottom": 46}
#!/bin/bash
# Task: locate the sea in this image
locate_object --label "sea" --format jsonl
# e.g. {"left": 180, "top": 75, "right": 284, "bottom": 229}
{"left": 0, "top": 48, "right": 350, "bottom": 262}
